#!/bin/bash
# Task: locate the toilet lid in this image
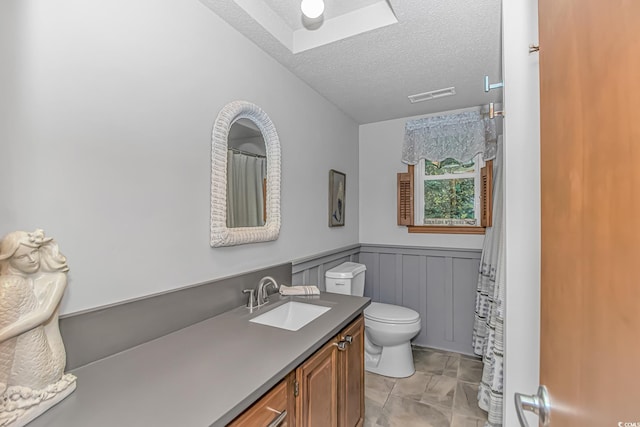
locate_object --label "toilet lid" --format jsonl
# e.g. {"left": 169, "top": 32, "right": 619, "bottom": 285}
{"left": 364, "top": 302, "right": 420, "bottom": 324}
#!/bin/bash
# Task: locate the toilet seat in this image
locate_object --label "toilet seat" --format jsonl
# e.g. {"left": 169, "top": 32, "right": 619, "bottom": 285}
{"left": 364, "top": 302, "right": 420, "bottom": 324}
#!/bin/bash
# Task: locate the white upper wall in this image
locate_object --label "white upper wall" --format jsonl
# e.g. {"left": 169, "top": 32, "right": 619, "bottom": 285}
{"left": 359, "top": 113, "right": 485, "bottom": 249}
{"left": 0, "top": 0, "right": 359, "bottom": 314}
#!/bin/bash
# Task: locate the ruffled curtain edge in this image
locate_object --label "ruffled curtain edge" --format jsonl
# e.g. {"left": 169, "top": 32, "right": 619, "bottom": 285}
{"left": 402, "top": 111, "right": 498, "bottom": 164}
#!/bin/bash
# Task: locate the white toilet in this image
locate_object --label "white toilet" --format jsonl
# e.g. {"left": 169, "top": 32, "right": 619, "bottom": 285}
{"left": 325, "top": 262, "right": 421, "bottom": 378}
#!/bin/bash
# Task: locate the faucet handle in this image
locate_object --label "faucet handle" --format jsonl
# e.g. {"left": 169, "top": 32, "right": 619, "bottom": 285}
{"left": 242, "top": 289, "right": 256, "bottom": 309}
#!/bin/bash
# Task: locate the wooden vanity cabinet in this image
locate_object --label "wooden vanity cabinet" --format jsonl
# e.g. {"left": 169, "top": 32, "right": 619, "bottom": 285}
{"left": 228, "top": 372, "right": 295, "bottom": 427}
{"left": 295, "top": 335, "right": 339, "bottom": 427}
{"left": 228, "top": 315, "right": 365, "bottom": 427}
{"left": 337, "top": 315, "right": 364, "bottom": 427}
{"left": 295, "top": 315, "right": 364, "bottom": 427}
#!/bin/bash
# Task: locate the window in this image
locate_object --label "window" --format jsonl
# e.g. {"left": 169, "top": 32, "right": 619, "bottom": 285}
{"left": 415, "top": 156, "right": 482, "bottom": 227}
{"left": 397, "top": 157, "right": 492, "bottom": 234}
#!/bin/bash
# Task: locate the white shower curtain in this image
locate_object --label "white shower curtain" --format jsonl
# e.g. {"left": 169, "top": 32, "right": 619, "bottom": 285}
{"left": 472, "top": 135, "right": 505, "bottom": 427}
{"left": 226, "top": 150, "right": 266, "bottom": 228}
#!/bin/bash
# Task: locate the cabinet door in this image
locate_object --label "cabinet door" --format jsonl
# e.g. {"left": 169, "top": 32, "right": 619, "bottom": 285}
{"left": 296, "top": 338, "right": 339, "bottom": 427}
{"left": 338, "top": 315, "right": 364, "bottom": 427}
{"left": 228, "top": 372, "right": 295, "bottom": 427}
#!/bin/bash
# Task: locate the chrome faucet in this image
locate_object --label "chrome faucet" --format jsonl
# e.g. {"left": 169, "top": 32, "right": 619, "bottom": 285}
{"left": 256, "top": 276, "right": 279, "bottom": 307}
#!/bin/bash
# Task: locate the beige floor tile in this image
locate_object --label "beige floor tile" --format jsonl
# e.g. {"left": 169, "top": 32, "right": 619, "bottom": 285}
{"left": 363, "top": 418, "right": 380, "bottom": 427}
{"left": 458, "top": 358, "right": 483, "bottom": 384}
{"left": 453, "top": 382, "right": 488, "bottom": 419}
{"left": 460, "top": 352, "right": 482, "bottom": 360}
{"left": 365, "top": 349, "right": 493, "bottom": 426}
{"left": 420, "top": 374, "right": 457, "bottom": 409}
{"left": 377, "top": 396, "right": 451, "bottom": 427}
{"left": 443, "top": 353, "right": 460, "bottom": 378}
{"left": 413, "top": 348, "right": 448, "bottom": 375}
{"left": 450, "top": 413, "right": 487, "bottom": 427}
{"left": 365, "top": 395, "right": 384, "bottom": 426}
{"left": 390, "top": 371, "right": 430, "bottom": 401}
{"left": 365, "top": 371, "right": 396, "bottom": 406}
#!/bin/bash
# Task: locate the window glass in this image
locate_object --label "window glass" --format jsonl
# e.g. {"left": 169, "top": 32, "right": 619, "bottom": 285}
{"left": 416, "top": 157, "right": 482, "bottom": 226}
{"left": 424, "top": 159, "right": 475, "bottom": 176}
{"left": 424, "top": 178, "right": 475, "bottom": 219}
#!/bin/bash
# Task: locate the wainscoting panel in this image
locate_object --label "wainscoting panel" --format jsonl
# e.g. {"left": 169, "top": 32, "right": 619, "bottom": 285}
{"left": 359, "top": 245, "right": 481, "bottom": 355}
{"left": 400, "top": 255, "right": 425, "bottom": 334}
{"left": 360, "top": 251, "right": 379, "bottom": 300}
{"left": 425, "top": 256, "right": 448, "bottom": 346}
{"left": 292, "top": 244, "right": 481, "bottom": 355}
{"left": 379, "top": 253, "right": 398, "bottom": 304}
{"left": 452, "top": 257, "right": 481, "bottom": 352}
{"left": 291, "top": 244, "right": 360, "bottom": 290}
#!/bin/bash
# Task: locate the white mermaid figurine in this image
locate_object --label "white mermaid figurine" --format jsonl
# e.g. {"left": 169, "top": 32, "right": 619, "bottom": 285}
{"left": 0, "top": 229, "right": 76, "bottom": 426}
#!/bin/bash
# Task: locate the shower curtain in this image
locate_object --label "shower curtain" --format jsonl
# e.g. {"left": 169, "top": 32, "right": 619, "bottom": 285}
{"left": 472, "top": 135, "right": 505, "bottom": 427}
{"left": 226, "top": 150, "right": 266, "bottom": 228}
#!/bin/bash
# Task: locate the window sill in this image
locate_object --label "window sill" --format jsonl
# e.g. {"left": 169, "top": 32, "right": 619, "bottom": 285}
{"left": 407, "top": 226, "right": 486, "bottom": 235}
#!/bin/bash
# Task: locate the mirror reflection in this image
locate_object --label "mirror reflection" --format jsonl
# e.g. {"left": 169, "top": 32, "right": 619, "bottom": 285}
{"left": 226, "top": 118, "right": 267, "bottom": 228}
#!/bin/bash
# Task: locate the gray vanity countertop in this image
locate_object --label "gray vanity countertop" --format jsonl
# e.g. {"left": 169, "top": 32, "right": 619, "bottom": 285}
{"left": 29, "top": 292, "right": 370, "bottom": 427}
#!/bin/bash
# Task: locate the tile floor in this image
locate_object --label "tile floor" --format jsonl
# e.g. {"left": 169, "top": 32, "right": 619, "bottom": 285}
{"left": 364, "top": 346, "right": 488, "bottom": 427}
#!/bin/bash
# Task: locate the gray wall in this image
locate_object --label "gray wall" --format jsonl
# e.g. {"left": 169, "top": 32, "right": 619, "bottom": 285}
{"left": 0, "top": 0, "right": 359, "bottom": 315}
{"left": 293, "top": 244, "right": 481, "bottom": 355}
{"left": 61, "top": 263, "right": 292, "bottom": 370}
{"left": 359, "top": 245, "right": 480, "bottom": 355}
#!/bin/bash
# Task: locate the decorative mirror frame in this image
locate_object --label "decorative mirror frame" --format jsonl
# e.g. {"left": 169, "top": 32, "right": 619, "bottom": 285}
{"left": 210, "top": 101, "right": 281, "bottom": 247}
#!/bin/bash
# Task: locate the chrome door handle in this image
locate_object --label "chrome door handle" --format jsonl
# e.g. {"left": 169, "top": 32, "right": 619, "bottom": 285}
{"left": 267, "top": 409, "right": 287, "bottom": 427}
{"left": 515, "top": 385, "right": 550, "bottom": 427}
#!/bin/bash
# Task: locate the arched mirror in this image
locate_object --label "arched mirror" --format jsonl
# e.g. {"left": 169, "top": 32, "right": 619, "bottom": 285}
{"left": 210, "top": 101, "right": 281, "bottom": 247}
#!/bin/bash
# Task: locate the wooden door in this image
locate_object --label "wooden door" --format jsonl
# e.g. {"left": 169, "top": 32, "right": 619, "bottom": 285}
{"left": 338, "top": 316, "right": 364, "bottom": 427}
{"left": 539, "top": 0, "right": 640, "bottom": 425}
{"left": 296, "top": 338, "right": 339, "bottom": 427}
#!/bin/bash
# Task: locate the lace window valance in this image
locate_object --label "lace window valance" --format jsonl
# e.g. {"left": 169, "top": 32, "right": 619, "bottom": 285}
{"left": 402, "top": 111, "right": 497, "bottom": 165}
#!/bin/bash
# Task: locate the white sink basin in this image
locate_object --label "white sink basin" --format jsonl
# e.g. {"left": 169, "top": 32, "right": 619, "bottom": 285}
{"left": 249, "top": 301, "right": 331, "bottom": 331}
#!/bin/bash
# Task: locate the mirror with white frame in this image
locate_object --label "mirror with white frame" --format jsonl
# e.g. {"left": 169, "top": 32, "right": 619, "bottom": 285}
{"left": 210, "top": 101, "right": 281, "bottom": 247}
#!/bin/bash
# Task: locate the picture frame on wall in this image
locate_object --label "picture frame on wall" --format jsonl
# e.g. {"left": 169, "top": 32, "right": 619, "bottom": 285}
{"left": 329, "top": 169, "right": 346, "bottom": 227}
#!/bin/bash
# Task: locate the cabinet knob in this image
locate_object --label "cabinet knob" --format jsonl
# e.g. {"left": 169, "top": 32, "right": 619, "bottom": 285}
{"left": 333, "top": 341, "right": 347, "bottom": 351}
{"left": 343, "top": 335, "right": 353, "bottom": 344}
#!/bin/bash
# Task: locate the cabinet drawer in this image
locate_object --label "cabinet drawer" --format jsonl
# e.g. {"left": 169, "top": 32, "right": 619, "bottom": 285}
{"left": 229, "top": 373, "right": 294, "bottom": 427}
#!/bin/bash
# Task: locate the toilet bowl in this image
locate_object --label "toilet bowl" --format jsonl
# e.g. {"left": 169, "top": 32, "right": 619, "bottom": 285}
{"left": 325, "top": 262, "right": 421, "bottom": 378}
{"left": 363, "top": 302, "right": 421, "bottom": 377}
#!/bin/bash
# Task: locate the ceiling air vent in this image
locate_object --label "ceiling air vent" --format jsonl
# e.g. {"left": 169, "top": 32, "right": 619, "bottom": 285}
{"left": 408, "top": 87, "right": 456, "bottom": 104}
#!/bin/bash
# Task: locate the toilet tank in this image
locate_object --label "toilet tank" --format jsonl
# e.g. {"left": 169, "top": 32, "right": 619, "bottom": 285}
{"left": 325, "top": 262, "right": 366, "bottom": 296}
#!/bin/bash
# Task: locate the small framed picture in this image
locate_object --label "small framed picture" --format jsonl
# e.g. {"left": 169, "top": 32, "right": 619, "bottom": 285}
{"left": 329, "top": 169, "right": 346, "bottom": 227}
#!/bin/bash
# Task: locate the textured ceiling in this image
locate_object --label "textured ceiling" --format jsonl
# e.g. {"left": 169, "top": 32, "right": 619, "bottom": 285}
{"left": 200, "top": 0, "right": 503, "bottom": 124}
